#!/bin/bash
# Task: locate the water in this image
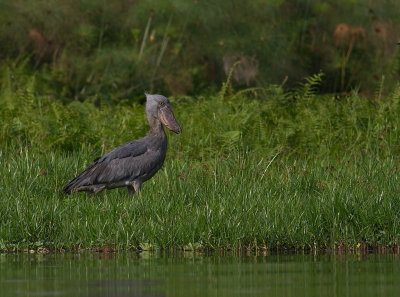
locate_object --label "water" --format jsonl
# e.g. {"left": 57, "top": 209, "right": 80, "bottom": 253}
{"left": 1, "top": 252, "right": 400, "bottom": 297}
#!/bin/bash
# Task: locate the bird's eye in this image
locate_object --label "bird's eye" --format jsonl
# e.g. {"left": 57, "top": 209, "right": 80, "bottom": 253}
{"left": 159, "top": 102, "right": 166, "bottom": 107}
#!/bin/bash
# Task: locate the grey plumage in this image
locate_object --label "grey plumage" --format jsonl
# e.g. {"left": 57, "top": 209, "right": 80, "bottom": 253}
{"left": 63, "top": 93, "right": 181, "bottom": 196}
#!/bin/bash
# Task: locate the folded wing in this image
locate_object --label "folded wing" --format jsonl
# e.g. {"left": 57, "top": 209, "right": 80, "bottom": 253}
{"left": 63, "top": 138, "right": 149, "bottom": 194}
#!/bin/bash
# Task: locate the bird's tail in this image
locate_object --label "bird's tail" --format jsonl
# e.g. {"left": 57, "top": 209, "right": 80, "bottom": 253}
{"left": 63, "top": 176, "right": 80, "bottom": 194}
{"left": 63, "top": 162, "right": 99, "bottom": 194}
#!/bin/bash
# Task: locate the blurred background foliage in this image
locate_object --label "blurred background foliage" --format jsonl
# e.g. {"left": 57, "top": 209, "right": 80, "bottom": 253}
{"left": 0, "top": 0, "right": 399, "bottom": 103}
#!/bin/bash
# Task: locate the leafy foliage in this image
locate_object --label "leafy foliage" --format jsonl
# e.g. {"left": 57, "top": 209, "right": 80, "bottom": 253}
{"left": 0, "top": 0, "right": 400, "bottom": 99}
{"left": 1, "top": 64, "right": 400, "bottom": 163}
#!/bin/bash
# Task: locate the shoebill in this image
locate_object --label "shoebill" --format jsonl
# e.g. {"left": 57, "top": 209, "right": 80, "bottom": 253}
{"left": 63, "top": 93, "right": 181, "bottom": 196}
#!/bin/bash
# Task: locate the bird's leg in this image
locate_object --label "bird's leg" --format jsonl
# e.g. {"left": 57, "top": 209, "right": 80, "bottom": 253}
{"left": 92, "top": 185, "right": 105, "bottom": 195}
{"left": 76, "top": 185, "right": 105, "bottom": 195}
{"left": 132, "top": 180, "right": 142, "bottom": 197}
{"left": 127, "top": 186, "right": 135, "bottom": 197}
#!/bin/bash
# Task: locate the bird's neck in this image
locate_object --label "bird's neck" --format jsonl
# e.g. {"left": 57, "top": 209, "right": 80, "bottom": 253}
{"left": 148, "top": 117, "right": 165, "bottom": 136}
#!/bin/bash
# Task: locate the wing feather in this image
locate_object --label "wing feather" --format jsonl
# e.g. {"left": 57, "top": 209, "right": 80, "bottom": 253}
{"left": 63, "top": 138, "right": 149, "bottom": 193}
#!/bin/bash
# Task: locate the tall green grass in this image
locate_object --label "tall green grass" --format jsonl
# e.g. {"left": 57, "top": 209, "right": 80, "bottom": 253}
{"left": 1, "top": 146, "right": 399, "bottom": 252}
{"left": 1, "top": 69, "right": 400, "bottom": 251}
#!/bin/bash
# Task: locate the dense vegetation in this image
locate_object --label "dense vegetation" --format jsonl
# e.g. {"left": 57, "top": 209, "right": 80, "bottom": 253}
{"left": 1, "top": 65, "right": 400, "bottom": 251}
{"left": 1, "top": 145, "right": 399, "bottom": 252}
{"left": 0, "top": 0, "right": 400, "bottom": 101}
{"left": 1, "top": 1, "right": 400, "bottom": 252}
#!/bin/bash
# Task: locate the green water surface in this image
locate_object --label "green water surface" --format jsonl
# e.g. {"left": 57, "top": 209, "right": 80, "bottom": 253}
{"left": 1, "top": 252, "right": 399, "bottom": 297}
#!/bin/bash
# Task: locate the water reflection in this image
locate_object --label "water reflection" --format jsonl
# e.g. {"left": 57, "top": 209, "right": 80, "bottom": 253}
{"left": 1, "top": 252, "right": 400, "bottom": 297}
